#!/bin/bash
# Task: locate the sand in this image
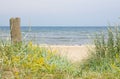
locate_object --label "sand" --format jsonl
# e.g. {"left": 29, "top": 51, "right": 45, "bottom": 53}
{"left": 44, "top": 45, "right": 94, "bottom": 62}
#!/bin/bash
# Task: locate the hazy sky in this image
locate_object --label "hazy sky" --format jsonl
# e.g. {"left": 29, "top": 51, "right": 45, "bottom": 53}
{"left": 0, "top": 0, "right": 120, "bottom": 26}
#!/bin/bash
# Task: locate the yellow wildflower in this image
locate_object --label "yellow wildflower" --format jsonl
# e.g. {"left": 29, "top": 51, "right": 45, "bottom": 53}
{"left": 15, "top": 72, "right": 19, "bottom": 76}
{"left": 12, "top": 56, "right": 20, "bottom": 62}
{"left": 36, "top": 57, "right": 44, "bottom": 65}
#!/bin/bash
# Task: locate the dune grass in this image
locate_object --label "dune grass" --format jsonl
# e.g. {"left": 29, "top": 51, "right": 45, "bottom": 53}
{"left": 77, "top": 27, "right": 120, "bottom": 79}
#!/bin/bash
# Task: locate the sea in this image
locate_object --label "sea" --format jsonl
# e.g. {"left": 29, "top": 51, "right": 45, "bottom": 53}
{"left": 0, "top": 26, "right": 108, "bottom": 45}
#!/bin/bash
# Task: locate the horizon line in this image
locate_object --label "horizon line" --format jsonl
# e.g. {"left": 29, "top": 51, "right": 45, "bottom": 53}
{"left": 0, "top": 25, "right": 108, "bottom": 27}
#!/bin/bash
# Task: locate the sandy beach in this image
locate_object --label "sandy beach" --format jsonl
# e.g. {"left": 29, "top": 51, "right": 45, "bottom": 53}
{"left": 43, "top": 45, "right": 94, "bottom": 62}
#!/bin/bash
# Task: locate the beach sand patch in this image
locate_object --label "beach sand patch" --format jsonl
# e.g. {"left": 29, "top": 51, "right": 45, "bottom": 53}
{"left": 44, "top": 45, "right": 94, "bottom": 62}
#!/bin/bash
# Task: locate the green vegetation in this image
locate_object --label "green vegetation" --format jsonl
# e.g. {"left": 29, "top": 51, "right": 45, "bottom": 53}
{"left": 0, "top": 26, "right": 120, "bottom": 79}
{"left": 78, "top": 27, "right": 120, "bottom": 78}
{"left": 0, "top": 41, "right": 75, "bottom": 79}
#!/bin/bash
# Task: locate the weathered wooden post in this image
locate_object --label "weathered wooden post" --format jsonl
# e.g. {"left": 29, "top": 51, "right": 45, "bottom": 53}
{"left": 10, "top": 17, "right": 22, "bottom": 44}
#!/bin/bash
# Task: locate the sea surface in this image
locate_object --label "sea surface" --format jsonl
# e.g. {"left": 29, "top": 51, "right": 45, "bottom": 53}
{"left": 0, "top": 26, "right": 108, "bottom": 45}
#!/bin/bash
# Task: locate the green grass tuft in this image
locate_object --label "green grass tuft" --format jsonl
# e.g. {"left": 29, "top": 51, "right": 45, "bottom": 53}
{"left": 78, "top": 26, "right": 120, "bottom": 79}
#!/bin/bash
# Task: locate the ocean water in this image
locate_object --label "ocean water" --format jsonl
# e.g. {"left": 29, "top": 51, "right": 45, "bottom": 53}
{"left": 0, "top": 26, "right": 107, "bottom": 45}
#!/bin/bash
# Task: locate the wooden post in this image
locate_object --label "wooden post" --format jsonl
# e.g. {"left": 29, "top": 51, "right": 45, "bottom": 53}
{"left": 10, "top": 17, "right": 22, "bottom": 44}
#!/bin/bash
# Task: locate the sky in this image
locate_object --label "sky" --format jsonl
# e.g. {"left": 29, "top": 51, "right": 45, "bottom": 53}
{"left": 0, "top": 0, "right": 120, "bottom": 26}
